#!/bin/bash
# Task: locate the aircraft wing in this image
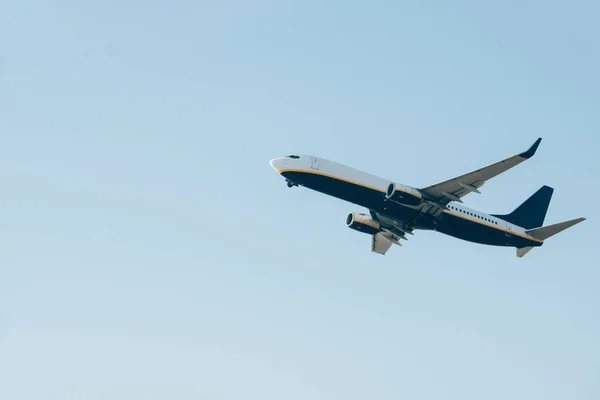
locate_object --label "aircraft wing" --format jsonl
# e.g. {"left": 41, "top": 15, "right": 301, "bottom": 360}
{"left": 369, "top": 211, "right": 412, "bottom": 255}
{"left": 372, "top": 232, "right": 395, "bottom": 255}
{"left": 419, "top": 138, "right": 542, "bottom": 213}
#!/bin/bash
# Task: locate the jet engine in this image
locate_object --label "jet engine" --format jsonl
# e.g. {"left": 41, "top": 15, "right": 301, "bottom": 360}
{"left": 346, "top": 212, "right": 380, "bottom": 235}
{"left": 385, "top": 182, "right": 423, "bottom": 206}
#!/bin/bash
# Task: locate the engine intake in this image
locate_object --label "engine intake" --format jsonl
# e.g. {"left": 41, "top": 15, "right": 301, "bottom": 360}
{"left": 385, "top": 182, "right": 423, "bottom": 206}
{"left": 346, "top": 212, "right": 380, "bottom": 235}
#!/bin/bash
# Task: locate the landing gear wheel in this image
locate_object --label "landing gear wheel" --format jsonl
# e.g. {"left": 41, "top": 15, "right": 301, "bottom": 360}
{"left": 286, "top": 179, "right": 298, "bottom": 188}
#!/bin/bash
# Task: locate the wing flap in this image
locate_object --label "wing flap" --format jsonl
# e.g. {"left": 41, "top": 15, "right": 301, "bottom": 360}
{"left": 371, "top": 232, "right": 403, "bottom": 255}
{"left": 369, "top": 211, "right": 414, "bottom": 255}
{"left": 372, "top": 232, "right": 394, "bottom": 255}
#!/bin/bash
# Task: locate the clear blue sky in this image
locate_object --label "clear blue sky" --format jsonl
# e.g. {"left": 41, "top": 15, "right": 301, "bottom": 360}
{"left": 1, "top": 1, "right": 598, "bottom": 398}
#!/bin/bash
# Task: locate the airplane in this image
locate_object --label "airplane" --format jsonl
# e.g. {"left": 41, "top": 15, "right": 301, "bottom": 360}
{"left": 269, "top": 138, "right": 585, "bottom": 257}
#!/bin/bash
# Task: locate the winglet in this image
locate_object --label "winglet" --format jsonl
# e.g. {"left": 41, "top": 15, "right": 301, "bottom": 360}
{"left": 519, "top": 137, "right": 542, "bottom": 159}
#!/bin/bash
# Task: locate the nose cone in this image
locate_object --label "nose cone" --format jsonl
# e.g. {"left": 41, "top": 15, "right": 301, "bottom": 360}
{"left": 269, "top": 157, "right": 285, "bottom": 173}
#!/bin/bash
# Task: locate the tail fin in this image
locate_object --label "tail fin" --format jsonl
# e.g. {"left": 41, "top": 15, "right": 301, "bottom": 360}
{"left": 526, "top": 217, "right": 586, "bottom": 241}
{"left": 492, "top": 186, "right": 554, "bottom": 229}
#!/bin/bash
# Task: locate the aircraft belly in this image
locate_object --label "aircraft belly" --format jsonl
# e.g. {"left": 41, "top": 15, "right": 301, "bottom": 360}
{"left": 281, "top": 170, "right": 419, "bottom": 222}
{"left": 283, "top": 171, "right": 382, "bottom": 206}
{"left": 436, "top": 213, "right": 512, "bottom": 246}
{"left": 435, "top": 213, "right": 540, "bottom": 248}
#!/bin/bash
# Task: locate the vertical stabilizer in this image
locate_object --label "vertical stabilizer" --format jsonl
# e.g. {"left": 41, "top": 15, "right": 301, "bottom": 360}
{"left": 492, "top": 186, "right": 554, "bottom": 229}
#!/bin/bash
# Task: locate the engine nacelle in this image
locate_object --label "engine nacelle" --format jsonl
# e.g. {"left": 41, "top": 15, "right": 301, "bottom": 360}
{"left": 346, "top": 212, "right": 380, "bottom": 235}
{"left": 385, "top": 182, "right": 423, "bottom": 206}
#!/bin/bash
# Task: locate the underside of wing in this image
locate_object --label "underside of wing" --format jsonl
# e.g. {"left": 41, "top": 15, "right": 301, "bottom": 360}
{"left": 369, "top": 211, "right": 413, "bottom": 255}
{"left": 419, "top": 138, "right": 542, "bottom": 205}
{"left": 372, "top": 232, "right": 395, "bottom": 255}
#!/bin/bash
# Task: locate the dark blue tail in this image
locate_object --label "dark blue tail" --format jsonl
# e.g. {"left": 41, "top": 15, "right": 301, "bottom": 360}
{"left": 492, "top": 186, "right": 554, "bottom": 229}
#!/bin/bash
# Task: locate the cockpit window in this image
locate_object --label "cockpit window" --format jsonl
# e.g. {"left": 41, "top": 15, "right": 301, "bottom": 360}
{"left": 287, "top": 155, "right": 300, "bottom": 159}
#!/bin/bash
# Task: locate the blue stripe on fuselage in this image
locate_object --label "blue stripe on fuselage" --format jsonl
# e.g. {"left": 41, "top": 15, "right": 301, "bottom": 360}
{"left": 281, "top": 170, "right": 542, "bottom": 248}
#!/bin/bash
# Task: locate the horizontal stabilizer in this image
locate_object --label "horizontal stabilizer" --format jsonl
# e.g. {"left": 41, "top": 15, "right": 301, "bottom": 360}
{"left": 516, "top": 247, "right": 534, "bottom": 258}
{"left": 526, "top": 218, "right": 586, "bottom": 241}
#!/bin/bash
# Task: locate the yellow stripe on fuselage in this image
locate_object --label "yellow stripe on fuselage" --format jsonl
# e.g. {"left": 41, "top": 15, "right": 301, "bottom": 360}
{"left": 280, "top": 169, "right": 421, "bottom": 199}
{"left": 278, "top": 168, "right": 387, "bottom": 193}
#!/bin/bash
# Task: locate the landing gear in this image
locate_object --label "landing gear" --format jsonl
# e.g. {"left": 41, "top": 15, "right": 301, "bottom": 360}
{"left": 286, "top": 179, "right": 298, "bottom": 188}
